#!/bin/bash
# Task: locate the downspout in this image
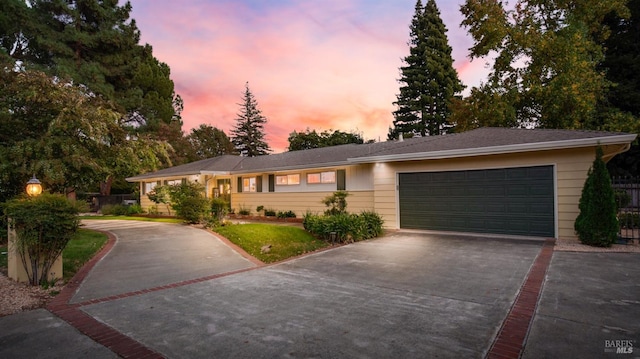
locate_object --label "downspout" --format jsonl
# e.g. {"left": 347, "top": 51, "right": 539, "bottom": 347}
{"left": 602, "top": 143, "right": 632, "bottom": 163}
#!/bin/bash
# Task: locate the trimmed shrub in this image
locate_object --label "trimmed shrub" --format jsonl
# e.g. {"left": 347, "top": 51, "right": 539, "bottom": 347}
{"left": 176, "top": 196, "right": 210, "bottom": 224}
{"left": 276, "top": 210, "right": 296, "bottom": 219}
{"left": 101, "top": 203, "right": 143, "bottom": 216}
{"left": 618, "top": 213, "right": 640, "bottom": 229}
{"left": 211, "top": 197, "right": 230, "bottom": 221}
{"left": 574, "top": 146, "right": 619, "bottom": 247}
{"left": 303, "top": 211, "right": 384, "bottom": 243}
{"left": 238, "top": 205, "right": 251, "bottom": 216}
{"left": 3, "top": 193, "right": 81, "bottom": 285}
{"left": 167, "top": 182, "right": 209, "bottom": 224}
{"left": 264, "top": 208, "right": 277, "bottom": 217}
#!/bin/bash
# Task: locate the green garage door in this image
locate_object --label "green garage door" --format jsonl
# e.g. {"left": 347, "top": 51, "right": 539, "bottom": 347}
{"left": 398, "top": 166, "right": 555, "bottom": 237}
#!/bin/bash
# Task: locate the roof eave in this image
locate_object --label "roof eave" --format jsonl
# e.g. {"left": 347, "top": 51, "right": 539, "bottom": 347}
{"left": 348, "top": 134, "right": 638, "bottom": 163}
{"left": 126, "top": 170, "right": 231, "bottom": 182}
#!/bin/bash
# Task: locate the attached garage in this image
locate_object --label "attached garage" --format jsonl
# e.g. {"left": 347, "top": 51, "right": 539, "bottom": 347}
{"left": 398, "top": 166, "right": 555, "bottom": 237}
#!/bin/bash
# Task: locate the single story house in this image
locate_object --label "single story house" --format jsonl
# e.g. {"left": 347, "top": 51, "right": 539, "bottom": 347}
{"left": 127, "top": 127, "right": 636, "bottom": 240}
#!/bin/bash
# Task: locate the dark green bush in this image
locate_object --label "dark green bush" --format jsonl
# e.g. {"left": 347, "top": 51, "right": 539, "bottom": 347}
{"left": 618, "top": 213, "right": 640, "bottom": 229}
{"left": 176, "top": 196, "right": 210, "bottom": 224}
{"left": 211, "top": 197, "right": 229, "bottom": 221}
{"left": 276, "top": 210, "right": 296, "bottom": 218}
{"left": 101, "top": 203, "right": 143, "bottom": 216}
{"left": 575, "top": 146, "right": 619, "bottom": 247}
{"left": 238, "top": 206, "right": 251, "bottom": 216}
{"left": 615, "top": 190, "right": 632, "bottom": 209}
{"left": 167, "top": 182, "right": 209, "bottom": 224}
{"left": 125, "top": 204, "right": 144, "bottom": 215}
{"left": 3, "top": 193, "right": 81, "bottom": 285}
{"left": 303, "top": 211, "right": 384, "bottom": 243}
{"left": 264, "top": 208, "right": 277, "bottom": 217}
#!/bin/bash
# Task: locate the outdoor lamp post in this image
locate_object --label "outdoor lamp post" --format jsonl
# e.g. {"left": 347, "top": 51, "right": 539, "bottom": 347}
{"left": 26, "top": 175, "right": 42, "bottom": 196}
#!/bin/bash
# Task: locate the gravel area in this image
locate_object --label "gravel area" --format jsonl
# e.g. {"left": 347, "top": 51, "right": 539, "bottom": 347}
{"left": 555, "top": 237, "right": 640, "bottom": 253}
{"left": 0, "top": 270, "right": 63, "bottom": 318}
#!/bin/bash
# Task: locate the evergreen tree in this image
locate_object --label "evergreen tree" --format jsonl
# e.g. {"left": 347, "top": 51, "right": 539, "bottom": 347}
{"left": 231, "top": 83, "right": 271, "bottom": 157}
{"left": 21, "top": 0, "right": 178, "bottom": 133}
{"left": 389, "top": 0, "right": 464, "bottom": 140}
{"left": 574, "top": 146, "right": 619, "bottom": 247}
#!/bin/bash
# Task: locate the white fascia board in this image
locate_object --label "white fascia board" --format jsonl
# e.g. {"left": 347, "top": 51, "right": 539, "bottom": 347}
{"left": 200, "top": 171, "right": 231, "bottom": 176}
{"left": 348, "top": 134, "right": 637, "bottom": 164}
{"left": 126, "top": 170, "right": 227, "bottom": 182}
{"left": 230, "top": 161, "right": 352, "bottom": 174}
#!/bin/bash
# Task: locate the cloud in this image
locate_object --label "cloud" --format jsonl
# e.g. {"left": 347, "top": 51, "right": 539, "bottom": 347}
{"left": 130, "top": 0, "right": 487, "bottom": 153}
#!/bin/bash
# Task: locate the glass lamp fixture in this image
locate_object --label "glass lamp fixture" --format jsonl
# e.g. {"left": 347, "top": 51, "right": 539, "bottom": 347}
{"left": 26, "top": 175, "right": 43, "bottom": 196}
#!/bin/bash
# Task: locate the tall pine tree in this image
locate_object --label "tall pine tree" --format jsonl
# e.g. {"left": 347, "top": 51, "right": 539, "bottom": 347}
{"left": 389, "top": 0, "right": 464, "bottom": 139}
{"left": 231, "top": 83, "right": 271, "bottom": 157}
{"left": 22, "top": 0, "right": 179, "bottom": 133}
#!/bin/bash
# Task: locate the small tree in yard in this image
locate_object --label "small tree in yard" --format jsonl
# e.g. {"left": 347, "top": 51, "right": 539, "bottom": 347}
{"left": 4, "top": 194, "right": 81, "bottom": 285}
{"left": 575, "top": 146, "right": 619, "bottom": 247}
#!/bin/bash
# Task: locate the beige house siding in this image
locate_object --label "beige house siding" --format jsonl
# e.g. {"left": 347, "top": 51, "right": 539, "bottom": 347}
{"left": 373, "top": 146, "right": 617, "bottom": 239}
{"left": 131, "top": 142, "right": 627, "bottom": 240}
{"left": 231, "top": 191, "right": 374, "bottom": 217}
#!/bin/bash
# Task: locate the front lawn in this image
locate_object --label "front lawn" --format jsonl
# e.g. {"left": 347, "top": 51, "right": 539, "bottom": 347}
{"left": 0, "top": 229, "right": 108, "bottom": 282}
{"left": 62, "top": 228, "right": 108, "bottom": 280}
{"left": 213, "top": 224, "right": 329, "bottom": 263}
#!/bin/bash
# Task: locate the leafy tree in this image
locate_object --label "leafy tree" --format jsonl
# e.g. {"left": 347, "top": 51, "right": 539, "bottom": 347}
{"left": 231, "top": 82, "right": 271, "bottom": 157}
{"left": 9, "top": 0, "right": 181, "bottom": 135}
{"left": 0, "top": 64, "right": 171, "bottom": 202}
{"left": 4, "top": 193, "right": 81, "bottom": 285}
{"left": 459, "top": 0, "right": 628, "bottom": 130}
{"left": 574, "top": 146, "right": 619, "bottom": 247}
{"left": 389, "top": 0, "right": 464, "bottom": 139}
{"left": 288, "top": 129, "right": 365, "bottom": 151}
{"left": 187, "top": 124, "right": 235, "bottom": 160}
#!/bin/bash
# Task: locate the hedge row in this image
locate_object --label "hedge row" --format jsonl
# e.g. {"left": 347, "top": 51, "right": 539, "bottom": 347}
{"left": 303, "top": 211, "right": 384, "bottom": 243}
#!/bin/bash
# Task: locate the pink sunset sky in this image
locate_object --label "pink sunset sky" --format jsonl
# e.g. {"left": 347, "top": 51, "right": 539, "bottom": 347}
{"left": 129, "top": 0, "right": 489, "bottom": 153}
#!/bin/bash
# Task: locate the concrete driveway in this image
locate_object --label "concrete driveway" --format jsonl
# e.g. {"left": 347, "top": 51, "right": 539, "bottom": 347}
{"left": 2, "top": 221, "right": 639, "bottom": 358}
{"left": 82, "top": 230, "right": 543, "bottom": 358}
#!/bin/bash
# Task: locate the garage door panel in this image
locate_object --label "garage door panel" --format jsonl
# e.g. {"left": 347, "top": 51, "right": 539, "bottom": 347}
{"left": 399, "top": 166, "right": 554, "bottom": 237}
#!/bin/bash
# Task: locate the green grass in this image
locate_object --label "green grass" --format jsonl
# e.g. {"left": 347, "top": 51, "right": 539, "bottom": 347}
{"left": 0, "top": 228, "right": 108, "bottom": 282}
{"left": 79, "top": 215, "right": 183, "bottom": 223}
{"left": 213, "top": 224, "right": 329, "bottom": 263}
{"left": 62, "top": 228, "right": 109, "bottom": 280}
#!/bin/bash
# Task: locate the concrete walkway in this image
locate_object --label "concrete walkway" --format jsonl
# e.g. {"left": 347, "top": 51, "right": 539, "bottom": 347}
{"left": 1, "top": 221, "right": 638, "bottom": 358}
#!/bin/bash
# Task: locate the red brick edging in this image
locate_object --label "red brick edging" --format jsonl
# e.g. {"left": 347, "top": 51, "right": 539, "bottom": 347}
{"left": 46, "top": 230, "right": 165, "bottom": 359}
{"left": 486, "top": 238, "right": 555, "bottom": 359}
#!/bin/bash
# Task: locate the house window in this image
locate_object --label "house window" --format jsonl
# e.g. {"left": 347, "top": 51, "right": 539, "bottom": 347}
{"left": 243, "top": 177, "right": 257, "bottom": 192}
{"left": 165, "top": 179, "right": 182, "bottom": 186}
{"left": 307, "top": 171, "right": 336, "bottom": 184}
{"left": 144, "top": 181, "right": 157, "bottom": 194}
{"left": 276, "top": 174, "right": 300, "bottom": 185}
